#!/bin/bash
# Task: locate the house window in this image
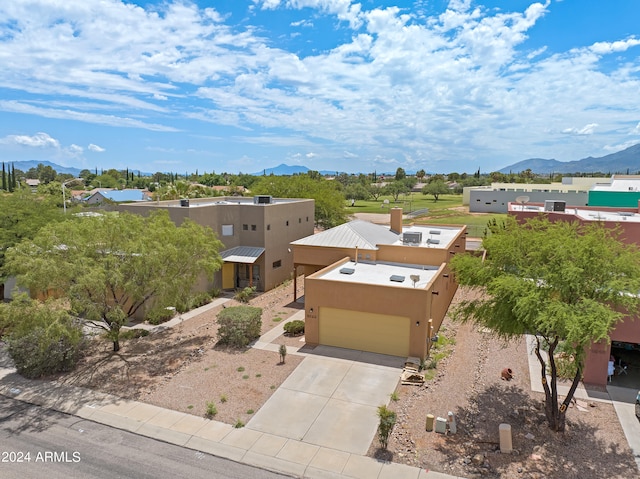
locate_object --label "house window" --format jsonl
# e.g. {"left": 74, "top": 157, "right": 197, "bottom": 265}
{"left": 251, "top": 224, "right": 257, "bottom": 231}
{"left": 306, "top": 217, "right": 309, "bottom": 222}
{"left": 267, "top": 224, "right": 271, "bottom": 230}
{"left": 272, "top": 260, "right": 282, "bottom": 269}
{"left": 222, "top": 225, "right": 234, "bottom": 236}
{"left": 286, "top": 220, "right": 289, "bottom": 226}
{"left": 242, "top": 224, "right": 248, "bottom": 230}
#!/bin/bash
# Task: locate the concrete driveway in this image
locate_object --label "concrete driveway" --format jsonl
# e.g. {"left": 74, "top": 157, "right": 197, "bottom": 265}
{"left": 246, "top": 349, "right": 403, "bottom": 455}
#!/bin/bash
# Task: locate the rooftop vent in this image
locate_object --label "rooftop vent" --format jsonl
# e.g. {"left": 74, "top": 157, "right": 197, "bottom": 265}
{"left": 619, "top": 212, "right": 634, "bottom": 217}
{"left": 390, "top": 275, "right": 405, "bottom": 283}
{"left": 254, "top": 195, "right": 273, "bottom": 204}
{"left": 402, "top": 231, "right": 422, "bottom": 245}
{"left": 427, "top": 238, "right": 440, "bottom": 245}
{"left": 429, "top": 230, "right": 441, "bottom": 235}
{"left": 339, "top": 267, "right": 355, "bottom": 275}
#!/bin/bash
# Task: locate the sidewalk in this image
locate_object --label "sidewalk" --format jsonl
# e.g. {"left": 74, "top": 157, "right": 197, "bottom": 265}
{"left": 0, "top": 366, "right": 458, "bottom": 479}
{"left": 0, "top": 301, "right": 462, "bottom": 479}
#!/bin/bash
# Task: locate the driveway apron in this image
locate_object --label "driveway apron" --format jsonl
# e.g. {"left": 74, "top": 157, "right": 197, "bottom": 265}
{"left": 246, "top": 353, "right": 402, "bottom": 455}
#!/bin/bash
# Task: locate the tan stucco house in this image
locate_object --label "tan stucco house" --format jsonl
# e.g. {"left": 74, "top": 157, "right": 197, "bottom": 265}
{"left": 291, "top": 208, "right": 466, "bottom": 360}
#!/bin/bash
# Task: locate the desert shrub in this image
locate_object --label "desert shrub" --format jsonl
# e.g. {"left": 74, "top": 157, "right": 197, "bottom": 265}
{"left": 1, "top": 295, "right": 85, "bottom": 379}
{"left": 283, "top": 319, "right": 305, "bottom": 336}
{"left": 119, "top": 329, "right": 150, "bottom": 340}
{"left": 377, "top": 405, "right": 397, "bottom": 450}
{"left": 234, "top": 286, "right": 257, "bottom": 303}
{"left": 216, "top": 306, "right": 262, "bottom": 347}
{"left": 205, "top": 401, "right": 217, "bottom": 418}
{"left": 176, "top": 292, "right": 212, "bottom": 313}
{"left": 145, "top": 306, "right": 176, "bottom": 325}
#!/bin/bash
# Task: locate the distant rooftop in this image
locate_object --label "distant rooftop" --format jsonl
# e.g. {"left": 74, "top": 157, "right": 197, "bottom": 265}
{"left": 144, "top": 196, "right": 307, "bottom": 208}
{"left": 291, "top": 220, "right": 463, "bottom": 250}
{"left": 316, "top": 260, "right": 439, "bottom": 289}
{"left": 510, "top": 203, "right": 640, "bottom": 223}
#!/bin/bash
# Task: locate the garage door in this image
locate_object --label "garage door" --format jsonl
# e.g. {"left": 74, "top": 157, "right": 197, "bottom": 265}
{"left": 319, "top": 307, "right": 410, "bottom": 357}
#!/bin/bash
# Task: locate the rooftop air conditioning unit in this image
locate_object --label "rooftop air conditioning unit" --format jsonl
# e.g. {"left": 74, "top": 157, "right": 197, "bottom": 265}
{"left": 544, "top": 200, "right": 565, "bottom": 212}
{"left": 254, "top": 195, "right": 273, "bottom": 204}
{"left": 402, "top": 231, "right": 422, "bottom": 245}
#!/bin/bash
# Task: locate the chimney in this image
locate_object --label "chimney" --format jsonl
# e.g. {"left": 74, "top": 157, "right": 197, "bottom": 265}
{"left": 390, "top": 207, "right": 403, "bottom": 234}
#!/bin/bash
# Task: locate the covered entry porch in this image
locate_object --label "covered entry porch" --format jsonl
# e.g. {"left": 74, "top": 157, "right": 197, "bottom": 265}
{"left": 220, "top": 246, "right": 265, "bottom": 291}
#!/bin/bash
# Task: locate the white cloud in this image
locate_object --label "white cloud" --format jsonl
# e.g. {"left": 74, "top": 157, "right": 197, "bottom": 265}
{"left": 590, "top": 38, "right": 640, "bottom": 55}
{"left": 88, "top": 143, "right": 105, "bottom": 152}
{"left": 0, "top": 132, "right": 60, "bottom": 148}
{"left": 0, "top": 1, "right": 638, "bottom": 171}
{"left": 69, "top": 144, "right": 83, "bottom": 153}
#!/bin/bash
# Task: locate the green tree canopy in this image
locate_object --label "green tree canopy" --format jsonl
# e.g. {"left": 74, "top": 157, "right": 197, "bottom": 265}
{"left": 384, "top": 180, "right": 409, "bottom": 202}
{"left": 450, "top": 217, "right": 640, "bottom": 432}
{"left": 0, "top": 190, "right": 65, "bottom": 280}
{"left": 251, "top": 175, "right": 348, "bottom": 229}
{"left": 421, "top": 179, "right": 450, "bottom": 201}
{"left": 6, "top": 211, "right": 224, "bottom": 352}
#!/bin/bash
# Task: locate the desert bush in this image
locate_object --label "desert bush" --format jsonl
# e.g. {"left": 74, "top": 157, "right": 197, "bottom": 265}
{"left": 205, "top": 401, "right": 217, "bottom": 418}
{"left": 119, "top": 329, "right": 150, "bottom": 340}
{"left": 283, "top": 319, "right": 305, "bottom": 336}
{"left": 1, "top": 295, "right": 85, "bottom": 379}
{"left": 176, "top": 292, "right": 212, "bottom": 313}
{"left": 234, "top": 286, "right": 257, "bottom": 303}
{"left": 216, "top": 306, "right": 262, "bottom": 347}
{"left": 377, "top": 405, "right": 397, "bottom": 450}
{"left": 145, "top": 306, "right": 176, "bottom": 325}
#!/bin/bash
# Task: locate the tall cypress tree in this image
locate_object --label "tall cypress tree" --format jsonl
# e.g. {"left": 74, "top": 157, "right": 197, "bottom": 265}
{"left": 8, "top": 163, "right": 14, "bottom": 192}
{"left": 2, "top": 162, "right": 6, "bottom": 191}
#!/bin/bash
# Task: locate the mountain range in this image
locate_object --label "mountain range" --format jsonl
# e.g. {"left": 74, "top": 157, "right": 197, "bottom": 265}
{"left": 6, "top": 143, "right": 640, "bottom": 178}
{"left": 496, "top": 143, "right": 640, "bottom": 175}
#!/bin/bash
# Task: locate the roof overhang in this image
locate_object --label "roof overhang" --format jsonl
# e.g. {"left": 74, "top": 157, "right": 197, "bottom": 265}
{"left": 220, "top": 246, "right": 265, "bottom": 264}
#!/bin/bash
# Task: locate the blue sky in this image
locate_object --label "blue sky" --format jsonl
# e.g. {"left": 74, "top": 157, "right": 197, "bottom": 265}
{"left": 0, "top": 0, "right": 639, "bottom": 175}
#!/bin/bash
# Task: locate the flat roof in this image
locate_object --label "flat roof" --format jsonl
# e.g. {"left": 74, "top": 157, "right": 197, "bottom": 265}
{"left": 510, "top": 204, "right": 640, "bottom": 223}
{"left": 392, "top": 225, "right": 462, "bottom": 249}
{"left": 127, "top": 196, "right": 309, "bottom": 208}
{"left": 315, "top": 260, "right": 439, "bottom": 289}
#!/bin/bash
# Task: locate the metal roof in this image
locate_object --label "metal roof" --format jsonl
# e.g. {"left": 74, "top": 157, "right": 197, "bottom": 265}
{"left": 291, "top": 220, "right": 463, "bottom": 250}
{"left": 89, "top": 189, "right": 149, "bottom": 202}
{"left": 220, "top": 246, "right": 265, "bottom": 264}
{"left": 291, "top": 220, "right": 399, "bottom": 249}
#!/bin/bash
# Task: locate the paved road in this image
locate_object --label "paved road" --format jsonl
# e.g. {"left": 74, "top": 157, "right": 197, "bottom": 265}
{"left": 0, "top": 396, "right": 292, "bottom": 479}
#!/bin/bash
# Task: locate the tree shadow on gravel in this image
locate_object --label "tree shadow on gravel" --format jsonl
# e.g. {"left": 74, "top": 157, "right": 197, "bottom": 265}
{"left": 56, "top": 330, "right": 215, "bottom": 399}
{"left": 434, "top": 383, "right": 637, "bottom": 479}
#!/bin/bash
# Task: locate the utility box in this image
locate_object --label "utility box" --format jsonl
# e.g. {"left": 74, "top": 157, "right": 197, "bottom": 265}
{"left": 544, "top": 200, "right": 565, "bottom": 212}
{"left": 435, "top": 417, "right": 447, "bottom": 434}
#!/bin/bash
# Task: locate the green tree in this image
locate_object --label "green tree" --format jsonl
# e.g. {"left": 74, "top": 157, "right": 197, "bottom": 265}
{"left": 0, "top": 191, "right": 65, "bottom": 280}
{"left": 421, "top": 179, "right": 450, "bottom": 201}
{"left": 394, "top": 167, "right": 406, "bottom": 181}
{"left": 416, "top": 169, "right": 426, "bottom": 183}
{"left": 368, "top": 183, "right": 385, "bottom": 201}
{"left": 384, "top": 181, "right": 409, "bottom": 202}
{"left": 344, "top": 183, "right": 370, "bottom": 206}
{"left": 6, "top": 211, "right": 224, "bottom": 352}
{"left": 251, "top": 175, "right": 347, "bottom": 229}
{"left": 450, "top": 217, "right": 640, "bottom": 432}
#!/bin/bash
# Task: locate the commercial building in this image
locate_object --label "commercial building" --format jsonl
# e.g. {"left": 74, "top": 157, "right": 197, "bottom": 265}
{"left": 119, "top": 196, "right": 315, "bottom": 293}
{"left": 291, "top": 208, "right": 466, "bottom": 360}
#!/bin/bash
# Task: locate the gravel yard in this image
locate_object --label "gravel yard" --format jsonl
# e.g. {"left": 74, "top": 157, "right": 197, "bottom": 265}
{"left": 53, "top": 281, "right": 638, "bottom": 478}
{"left": 370, "top": 287, "right": 638, "bottom": 479}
